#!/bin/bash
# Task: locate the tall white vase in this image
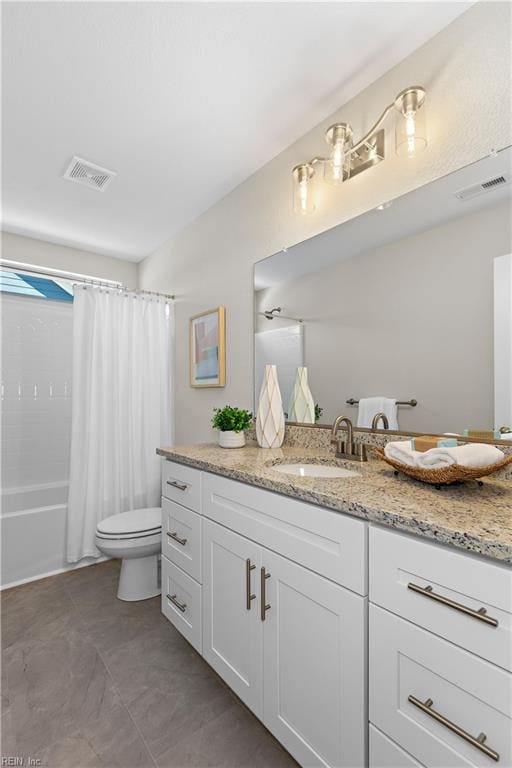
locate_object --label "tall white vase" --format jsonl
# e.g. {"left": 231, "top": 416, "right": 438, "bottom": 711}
{"left": 288, "top": 366, "right": 315, "bottom": 424}
{"left": 256, "top": 364, "right": 285, "bottom": 448}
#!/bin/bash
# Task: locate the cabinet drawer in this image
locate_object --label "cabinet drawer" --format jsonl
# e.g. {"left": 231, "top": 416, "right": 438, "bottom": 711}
{"left": 162, "top": 498, "right": 202, "bottom": 583}
{"left": 202, "top": 472, "right": 367, "bottom": 594}
{"left": 369, "top": 726, "right": 424, "bottom": 768}
{"left": 369, "top": 527, "right": 512, "bottom": 671}
{"left": 161, "top": 459, "right": 201, "bottom": 512}
{"left": 370, "top": 605, "right": 512, "bottom": 768}
{"left": 161, "top": 556, "right": 202, "bottom": 653}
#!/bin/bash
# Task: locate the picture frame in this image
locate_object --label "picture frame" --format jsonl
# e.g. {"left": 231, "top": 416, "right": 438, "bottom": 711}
{"left": 189, "top": 306, "right": 226, "bottom": 387}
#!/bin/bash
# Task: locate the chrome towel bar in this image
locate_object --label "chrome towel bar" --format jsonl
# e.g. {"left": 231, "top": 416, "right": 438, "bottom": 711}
{"left": 346, "top": 398, "right": 417, "bottom": 407}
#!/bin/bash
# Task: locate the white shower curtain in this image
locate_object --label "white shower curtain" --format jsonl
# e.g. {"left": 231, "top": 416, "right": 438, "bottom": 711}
{"left": 66, "top": 285, "right": 172, "bottom": 562}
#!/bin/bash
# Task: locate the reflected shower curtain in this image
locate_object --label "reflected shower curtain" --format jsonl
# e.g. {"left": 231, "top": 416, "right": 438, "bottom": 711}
{"left": 66, "top": 285, "right": 172, "bottom": 562}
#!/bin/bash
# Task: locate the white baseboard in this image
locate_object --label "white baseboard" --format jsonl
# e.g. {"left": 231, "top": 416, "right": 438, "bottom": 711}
{"left": 0, "top": 556, "right": 110, "bottom": 590}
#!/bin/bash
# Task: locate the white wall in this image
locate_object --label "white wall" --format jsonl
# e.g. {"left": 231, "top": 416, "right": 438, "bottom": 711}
{"left": 1, "top": 231, "right": 138, "bottom": 286}
{"left": 139, "top": 3, "right": 512, "bottom": 443}
{"left": 255, "top": 201, "right": 511, "bottom": 433}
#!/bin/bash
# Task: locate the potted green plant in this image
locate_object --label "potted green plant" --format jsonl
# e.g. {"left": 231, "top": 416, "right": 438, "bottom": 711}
{"left": 212, "top": 406, "right": 253, "bottom": 448}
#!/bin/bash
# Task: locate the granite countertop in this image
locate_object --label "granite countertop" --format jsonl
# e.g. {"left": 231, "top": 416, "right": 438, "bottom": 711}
{"left": 157, "top": 443, "right": 512, "bottom": 564}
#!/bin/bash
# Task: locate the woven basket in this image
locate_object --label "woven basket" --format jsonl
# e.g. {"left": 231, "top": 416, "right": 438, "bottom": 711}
{"left": 370, "top": 445, "right": 512, "bottom": 486}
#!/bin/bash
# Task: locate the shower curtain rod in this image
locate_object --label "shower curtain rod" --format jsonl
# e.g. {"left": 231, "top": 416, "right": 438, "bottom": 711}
{"left": 1, "top": 259, "right": 175, "bottom": 300}
{"left": 78, "top": 284, "right": 175, "bottom": 300}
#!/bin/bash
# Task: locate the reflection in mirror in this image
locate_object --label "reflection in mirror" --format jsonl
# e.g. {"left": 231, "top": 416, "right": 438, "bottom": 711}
{"left": 254, "top": 148, "right": 512, "bottom": 439}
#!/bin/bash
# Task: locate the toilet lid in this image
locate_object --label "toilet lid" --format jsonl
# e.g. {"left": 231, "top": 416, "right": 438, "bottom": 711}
{"left": 97, "top": 507, "right": 162, "bottom": 536}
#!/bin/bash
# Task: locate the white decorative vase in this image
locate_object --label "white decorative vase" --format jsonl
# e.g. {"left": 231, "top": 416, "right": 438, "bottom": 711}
{"left": 218, "top": 430, "right": 245, "bottom": 449}
{"left": 288, "top": 367, "right": 315, "bottom": 424}
{"left": 256, "top": 364, "right": 285, "bottom": 448}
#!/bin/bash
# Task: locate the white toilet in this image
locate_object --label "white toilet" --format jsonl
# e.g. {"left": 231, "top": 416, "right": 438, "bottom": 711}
{"left": 95, "top": 507, "right": 162, "bottom": 601}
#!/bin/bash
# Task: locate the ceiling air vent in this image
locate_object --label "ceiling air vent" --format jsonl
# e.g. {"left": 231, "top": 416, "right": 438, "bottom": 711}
{"left": 63, "top": 156, "right": 116, "bottom": 191}
{"left": 454, "top": 173, "right": 510, "bottom": 201}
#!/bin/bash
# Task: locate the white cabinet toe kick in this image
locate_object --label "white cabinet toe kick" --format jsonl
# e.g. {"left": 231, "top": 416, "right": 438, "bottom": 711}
{"left": 160, "top": 459, "right": 511, "bottom": 768}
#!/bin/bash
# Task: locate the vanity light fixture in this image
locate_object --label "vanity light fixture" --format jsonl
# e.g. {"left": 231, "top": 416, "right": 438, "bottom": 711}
{"left": 292, "top": 163, "right": 315, "bottom": 215}
{"left": 293, "top": 86, "right": 427, "bottom": 214}
{"left": 324, "top": 123, "right": 353, "bottom": 185}
{"left": 394, "top": 87, "right": 427, "bottom": 158}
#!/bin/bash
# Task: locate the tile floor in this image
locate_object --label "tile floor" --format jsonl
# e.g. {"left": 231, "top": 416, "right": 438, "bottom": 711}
{"left": 1, "top": 560, "right": 297, "bottom": 768}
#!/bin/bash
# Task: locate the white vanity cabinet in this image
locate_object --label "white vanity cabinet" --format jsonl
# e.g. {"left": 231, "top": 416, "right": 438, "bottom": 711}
{"left": 161, "top": 460, "right": 368, "bottom": 768}
{"left": 369, "top": 527, "right": 512, "bottom": 768}
{"left": 159, "top": 456, "right": 511, "bottom": 768}
{"left": 202, "top": 516, "right": 367, "bottom": 768}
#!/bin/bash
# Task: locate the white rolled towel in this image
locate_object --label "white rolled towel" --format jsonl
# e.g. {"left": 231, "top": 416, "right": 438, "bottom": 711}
{"left": 384, "top": 440, "right": 422, "bottom": 467}
{"left": 418, "top": 443, "right": 504, "bottom": 469}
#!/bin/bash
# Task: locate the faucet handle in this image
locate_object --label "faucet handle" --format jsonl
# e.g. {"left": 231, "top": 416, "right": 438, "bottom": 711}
{"left": 355, "top": 443, "right": 368, "bottom": 461}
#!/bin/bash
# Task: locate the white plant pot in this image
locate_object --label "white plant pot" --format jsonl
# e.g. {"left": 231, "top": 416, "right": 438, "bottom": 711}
{"left": 218, "top": 430, "right": 246, "bottom": 449}
{"left": 256, "top": 364, "right": 285, "bottom": 449}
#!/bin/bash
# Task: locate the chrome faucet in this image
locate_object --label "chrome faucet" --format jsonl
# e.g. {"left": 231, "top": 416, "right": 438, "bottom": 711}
{"left": 331, "top": 415, "right": 367, "bottom": 462}
{"left": 371, "top": 412, "right": 389, "bottom": 430}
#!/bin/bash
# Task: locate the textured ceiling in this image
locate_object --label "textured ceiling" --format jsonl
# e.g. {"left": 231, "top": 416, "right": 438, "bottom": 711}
{"left": 2, "top": 2, "right": 472, "bottom": 261}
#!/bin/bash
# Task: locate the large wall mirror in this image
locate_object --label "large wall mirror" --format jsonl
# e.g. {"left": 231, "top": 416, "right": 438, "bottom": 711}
{"left": 254, "top": 147, "right": 512, "bottom": 440}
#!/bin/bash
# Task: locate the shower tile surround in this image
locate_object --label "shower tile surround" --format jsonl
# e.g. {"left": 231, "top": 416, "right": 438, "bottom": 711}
{"left": 157, "top": 425, "right": 512, "bottom": 563}
{"left": 1, "top": 294, "right": 77, "bottom": 587}
{"left": 1, "top": 294, "right": 72, "bottom": 489}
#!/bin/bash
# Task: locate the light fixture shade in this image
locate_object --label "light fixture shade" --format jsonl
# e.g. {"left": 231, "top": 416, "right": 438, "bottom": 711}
{"left": 395, "top": 87, "right": 427, "bottom": 158}
{"left": 292, "top": 163, "right": 315, "bottom": 214}
{"left": 323, "top": 123, "right": 352, "bottom": 186}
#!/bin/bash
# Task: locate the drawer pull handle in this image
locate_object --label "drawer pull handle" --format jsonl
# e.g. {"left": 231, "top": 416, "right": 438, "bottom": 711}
{"left": 167, "top": 531, "right": 187, "bottom": 546}
{"left": 407, "top": 582, "right": 498, "bottom": 627}
{"left": 408, "top": 695, "right": 499, "bottom": 762}
{"left": 167, "top": 593, "right": 187, "bottom": 613}
{"left": 246, "top": 559, "right": 256, "bottom": 610}
{"left": 167, "top": 479, "right": 188, "bottom": 491}
{"left": 260, "top": 567, "right": 271, "bottom": 621}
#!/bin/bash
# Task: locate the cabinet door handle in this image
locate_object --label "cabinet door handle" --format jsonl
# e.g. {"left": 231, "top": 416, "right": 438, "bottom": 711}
{"left": 167, "top": 531, "right": 187, "bottom": 546}
{"left": 167, "top": 480, "right": 188, "bottom": 491}
{"left": 260, "top": 567, "right": 271, "bottom": 621}
{"left": 246, "top": 559, "right": 256, "bottom": 610}
{"left": 167, "top": 593, "right": 187, "bottom": 613}
{"left": 407, "top": 582, "right": 498, "bottom": 627}
{"left": 408, "top": 695, "right": 499, "bottom": 762}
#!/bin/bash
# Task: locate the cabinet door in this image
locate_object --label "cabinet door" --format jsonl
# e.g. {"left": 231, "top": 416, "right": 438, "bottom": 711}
{"left": 263, "top": 549, "right": 367, "bottom": 768}
{"left": 202, "top": 519, "right": 264, "bottom": 718}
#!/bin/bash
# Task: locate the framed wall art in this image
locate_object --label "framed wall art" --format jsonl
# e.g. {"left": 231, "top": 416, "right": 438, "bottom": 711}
{"left": 190, "top": 306, "right": 226, "bottom": 387}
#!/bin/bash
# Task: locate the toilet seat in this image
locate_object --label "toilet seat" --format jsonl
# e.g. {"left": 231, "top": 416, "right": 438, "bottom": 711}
{"left": 97, "top": 507, "right": 162, "bottom": 540}
{"left": 96, "top": 529, "right": 161, "bottom": 541}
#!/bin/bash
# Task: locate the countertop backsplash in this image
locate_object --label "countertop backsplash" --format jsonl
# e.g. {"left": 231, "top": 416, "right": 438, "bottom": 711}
{"left": 245, "top": 423, "right": 512, "bottom": 481}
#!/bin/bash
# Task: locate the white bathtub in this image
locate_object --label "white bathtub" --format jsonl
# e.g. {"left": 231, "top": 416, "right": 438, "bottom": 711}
{"left": 1, "top": 481, "right": 103, "bottom": 588}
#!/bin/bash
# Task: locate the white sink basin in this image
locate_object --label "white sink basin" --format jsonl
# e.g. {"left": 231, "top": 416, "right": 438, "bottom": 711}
{"left": 271, "top": 463, "right": 360, "bottom": 479}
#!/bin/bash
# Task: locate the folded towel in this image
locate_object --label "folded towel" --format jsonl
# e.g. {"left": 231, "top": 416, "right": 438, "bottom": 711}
{"left": 418, "top": 443, "right": 504, "bottom": 469}
{"left": 357, "top": 397, "right": 399, "bottom": 429}
{"left": 384, "top": 440, "right": 422, "bottom": 467}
